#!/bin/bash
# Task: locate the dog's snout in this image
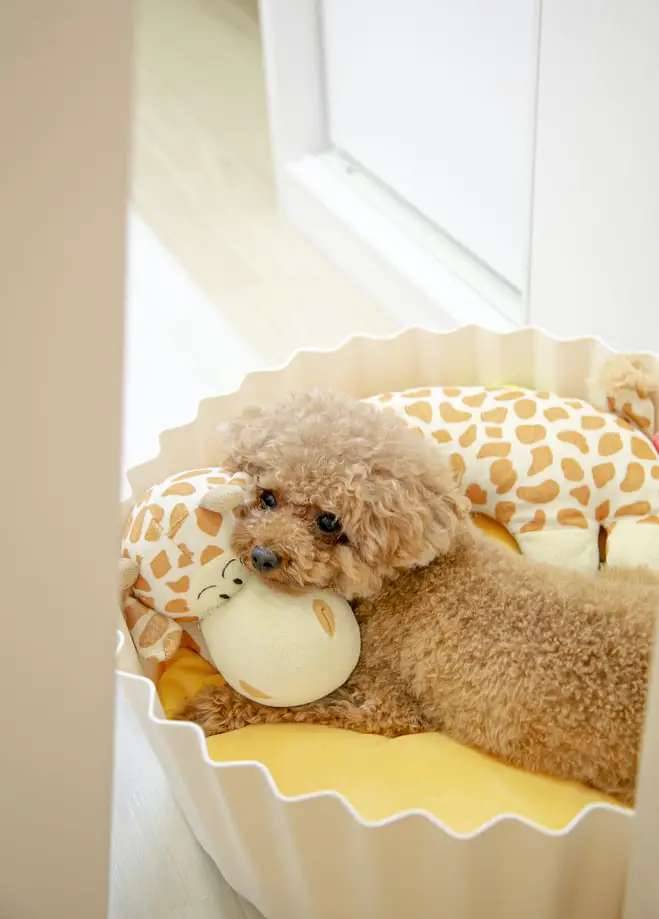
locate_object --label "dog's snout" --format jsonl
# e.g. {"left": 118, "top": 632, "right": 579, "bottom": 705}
{"left": 251, "top": 546, "right": 280, "bottom": 572}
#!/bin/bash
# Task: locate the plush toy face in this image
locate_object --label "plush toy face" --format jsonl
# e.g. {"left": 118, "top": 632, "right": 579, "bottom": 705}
{"left": 188, "top": 553, "right": 247, "bottom": 619}
{"left": 121, "top": 468, "right": 252, "bottom": 623}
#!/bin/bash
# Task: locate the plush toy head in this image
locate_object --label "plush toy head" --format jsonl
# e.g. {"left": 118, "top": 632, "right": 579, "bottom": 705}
{"left": 120, "top": 467, "right": 361, "bottom": 706}
{"left": 121, "top": 468, "right": 252, "bottom": 661}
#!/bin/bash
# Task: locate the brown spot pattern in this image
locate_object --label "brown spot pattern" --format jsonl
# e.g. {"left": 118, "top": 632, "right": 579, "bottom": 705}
{"left": 477, "top": 442, "right": 511, "bottom": 459}
{"left": 620, "top": 462, "right": 645, "bottom": 492}
{"left": 520, "top": 510, "right": 546, "bottom": 533}
{"left": 166, "top": 576, "right": 190, "bottom": 593}
{"left": 443, "top": 387, "right": 461, "bottom": 397}
{"left": 581, "top": 416, "right": 606, "bottom": 430}
{"left": 239, "top": 680, "right": 272, "bottom": 700}
{"left": 544, "top": 407, "right": 569, "bottom": 422}
{"left": 466, "top": 483, "right": 488, "bottom": 505}
{"left": 592, "top": 463, "right": 615, "bottom": 488}
{"left": 622, "top": 403, "right": 651, "bottom": 430}
{"left": 178, "top": 553, "right": 193, "bottom": 568}
{"left": 172, "top": 469, "right": 213, "bottom": 482}
{"left": 407, "top": 388, "right": 432, "bottom": 398}
{"left": 313, "top": 599, "right": 336, "bottom": 637}
{"left": 558, "top": 508, "right": 588, "bottom": 529}
{"left": 459, "top": 425, "right": 477, "bottom": 448}
{"left": 139, "top": 615, "right": 169, "bottom": 648}
{"left": 514, "top": 399, "right": 537, "bottom": 419}
{"left": 561, "top": 458, "right": 584, "bottom": 482}
{"left": 494, "top": 390, "right": 525, "bottom": 401}
{"left": 463, "top": 392, "right": 487, "bottom": 408}
{"left": 495, "top": 502, "right": 516, "bottom": 526}
{"left": 207, "top": 476, "right": 230, "bottom": 485}
{"left": 450, "top": 454, "right": 466, "bottom": 486}
{"left": 162, "top": 632, "right": 181, "bottom": 658}
{"left": 490, "top": 459, "right": 517, "bottom": 495}
{"left": 129, "top": 506, "right": 148, "bottom": 543}
{"left": 134, "top": 575, "right": 151, "bottom": 592}
{"left": 144, "top": 519, "right": 161, "bottom": 542}
{"left": 565, "top": 400, "right": 583, "bottom": 410}
{"left": 124, "top": 601, "right": 149, "bottom": 630}
{"left": 165, "top": 599, "right": 189, "bottom": 614}
{"left": 599, "top": 432, "right": 623, "bottom": 456}
{"left": 517, "top": 480, "right": 560, "bottom": 504}
{"left": 405, "top": 401, "right": 433, "bottom": 424}
{"left": 150, "top": 550, "right": 171, "bottom": 579}
{"left": 557, "top": 430, "right": 589, "bottom": 454}
{"left": 168, "top": 504, "right": 188, "bottom": 539}
{"left": 440, "top": 402, "right": 472, "bottom": 423}
{"left": 162, "top": 482, "right": 196, "bottom": 497}
{"left": 570, "top": 485, "right": 591, "bottom": 507}
{"left": 615, "top": 501, "right": 651, "bottom": 518}
{"left": 528, "top": 446, "right": 553, "bottom": 476}
{"left": 631, "top": 437, "right": 657, "bottom": 461}
{"left": 595, "top": 501, "right": 610, "bottom": 522}
{"left": 516, "top": 424, "right": 546, "bottom": 445}
{"left": 653, "top": 466, "right": 659, "bottom": 479}
{"left": 482, "top": 407, "right": 508, "bottom": 423}
{"left": 195, "top": 507, "right": 223, "bottom": 537}
{"left": 201, "top": 545, "right": 224, "bottom": 566}
{"left": 432, "top": 430, "right": 452, "bottom": 444}
{"left": 639, "top": 517, "right": 659, "bottom": 525}
{"left": 616, "top": 417, "right": 634, "bottom": 431}
{"left": 485, "top": 425, "right": 503, "bottom": 438}
{"left": 122, "top": 513, "right": 132, "bottom": 541}
{"left": 378, "top": 393, "right": 393, "bottom": 402}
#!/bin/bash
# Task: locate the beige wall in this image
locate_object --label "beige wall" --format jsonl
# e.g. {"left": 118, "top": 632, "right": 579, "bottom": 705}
{"left": 0, "top": 2, "right": 132, "bottom": 916}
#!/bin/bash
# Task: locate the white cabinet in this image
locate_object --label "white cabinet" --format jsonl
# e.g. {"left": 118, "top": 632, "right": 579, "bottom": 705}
{"left": 262, "top": 0, "right": 659, "bottom": 352}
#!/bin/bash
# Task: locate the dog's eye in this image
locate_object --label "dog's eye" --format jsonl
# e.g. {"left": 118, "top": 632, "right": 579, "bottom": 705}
{"left": 260, "top": 490, "right": 277, "bottom": 509}
{"left": 317, "top": 512, "right": 342, "bottom": 535}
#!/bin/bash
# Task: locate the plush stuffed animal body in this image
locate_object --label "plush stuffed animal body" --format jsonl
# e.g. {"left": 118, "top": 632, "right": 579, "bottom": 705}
{"left": 368, "top": 381, "right": 659, "bottom": 572}
{"left": 120, "top": 468, "right": 360, "bottom": 706}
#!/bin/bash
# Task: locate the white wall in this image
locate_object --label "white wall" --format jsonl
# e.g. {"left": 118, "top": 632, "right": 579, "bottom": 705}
{"left": 0, "top": 2, "right": 131, "bottom": 916}
{"left": 322, "top": 0, "right": 539, "bottom": 291}
{"left": 529, "top": 0, "right": 659, "bottom": 352}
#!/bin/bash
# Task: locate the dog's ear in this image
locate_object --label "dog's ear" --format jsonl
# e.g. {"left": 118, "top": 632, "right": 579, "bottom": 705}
{"left": 350, "top": 433, "right": 469, "bottom": 573}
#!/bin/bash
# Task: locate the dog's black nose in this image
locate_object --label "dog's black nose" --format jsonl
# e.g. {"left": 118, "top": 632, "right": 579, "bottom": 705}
{"left": 251, "top": 547, "right": 280, "bottom": 572}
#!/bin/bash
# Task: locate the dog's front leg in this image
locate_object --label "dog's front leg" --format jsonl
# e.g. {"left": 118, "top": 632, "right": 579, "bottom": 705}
{"left": 181, "top": 669, "right": 429, "bottom": 738}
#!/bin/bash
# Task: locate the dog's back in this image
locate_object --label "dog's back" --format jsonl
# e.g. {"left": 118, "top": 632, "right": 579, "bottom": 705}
{"left": 356, "top": 525, "right": 658, "bottom": 804}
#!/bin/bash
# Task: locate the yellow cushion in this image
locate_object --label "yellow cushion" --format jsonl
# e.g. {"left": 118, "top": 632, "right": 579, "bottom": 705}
{"left": 157, "top": 514, "right": 622, "bottom": 833}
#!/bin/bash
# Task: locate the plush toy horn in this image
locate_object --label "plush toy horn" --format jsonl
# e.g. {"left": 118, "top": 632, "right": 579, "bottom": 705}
{"left": 199, "top": 483, "right": 245, "bottom": 514}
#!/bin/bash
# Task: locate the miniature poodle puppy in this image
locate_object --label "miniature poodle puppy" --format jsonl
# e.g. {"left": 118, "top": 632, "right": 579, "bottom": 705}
{"left": 183, "top": 390, "right": 659, "bottom": 805}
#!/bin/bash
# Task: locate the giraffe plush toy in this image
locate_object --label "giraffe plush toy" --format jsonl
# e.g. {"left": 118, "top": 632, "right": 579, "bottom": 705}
{"left": 366, "top": 360, "right": 659, "bottom": 573}
{"left": 120, "top": 468, "right": 360, "bottom": 707}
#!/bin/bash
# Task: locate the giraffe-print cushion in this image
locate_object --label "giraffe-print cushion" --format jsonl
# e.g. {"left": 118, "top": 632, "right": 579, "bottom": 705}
{"left": 366, "top": 386, "right": 659, "bottom": 573}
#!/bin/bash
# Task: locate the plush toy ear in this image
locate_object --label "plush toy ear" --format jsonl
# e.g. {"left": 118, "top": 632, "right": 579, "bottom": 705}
{"left": 119, "top": 557, "right": 140, "bottom": 592}
{"left": 199, "top": 484, "right": 245, "bottom": 514}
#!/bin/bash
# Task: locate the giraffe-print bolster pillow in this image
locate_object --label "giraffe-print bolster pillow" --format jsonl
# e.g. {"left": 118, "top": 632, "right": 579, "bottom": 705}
{"left": 366, "top": 386, "right": 659, "bottom": 574}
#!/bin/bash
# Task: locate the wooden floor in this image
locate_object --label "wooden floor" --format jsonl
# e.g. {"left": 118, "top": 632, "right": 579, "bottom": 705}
{"left": 132, "top": 0, "right": 396, "bottom": 369}
{"left": 116, "top": 1, "right": 397, "bottom": 916}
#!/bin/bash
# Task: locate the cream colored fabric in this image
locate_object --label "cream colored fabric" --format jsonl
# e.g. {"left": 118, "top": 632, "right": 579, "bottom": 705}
{"left": 202, "top": 576, "right": 360, "bottom": 707}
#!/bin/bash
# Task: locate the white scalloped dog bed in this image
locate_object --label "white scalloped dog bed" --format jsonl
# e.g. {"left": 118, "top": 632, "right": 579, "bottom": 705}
{"left": 116, "top": 326, "right": 659, "bottom": 919}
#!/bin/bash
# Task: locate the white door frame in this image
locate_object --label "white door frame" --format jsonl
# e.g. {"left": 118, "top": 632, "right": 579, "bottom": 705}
{"left": 259, "top": 0, "right": 523, "bottom": 333}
